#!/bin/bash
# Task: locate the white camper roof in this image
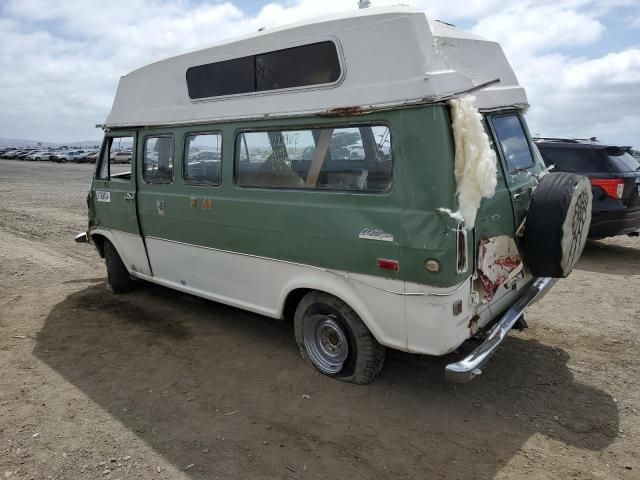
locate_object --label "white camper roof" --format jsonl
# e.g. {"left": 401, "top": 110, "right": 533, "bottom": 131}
{"left": 105, "top": 6, "right": 527, "bottom": 128}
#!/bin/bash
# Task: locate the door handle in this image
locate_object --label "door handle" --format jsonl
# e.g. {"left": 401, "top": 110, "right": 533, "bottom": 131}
{"left": 513, "top": 188, "right": 531, "bottom": 199}
{"left": 124, "top": 192, "right": 135, "bottom": 201}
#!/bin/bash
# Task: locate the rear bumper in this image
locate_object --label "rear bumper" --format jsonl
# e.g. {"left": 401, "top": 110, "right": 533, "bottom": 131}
{"left": 74, "top": 232, "right": 89, "bottom": 244}
{"left": 445, "top": 277, "right": 557, "bottom": 383}
{"left": 589, "top": 208, "right": 640, "bottom": 238}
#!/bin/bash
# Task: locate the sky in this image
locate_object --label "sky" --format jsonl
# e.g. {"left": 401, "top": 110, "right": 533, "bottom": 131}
{"left": 0, "top": 0, "right": 639, "bottom": 147}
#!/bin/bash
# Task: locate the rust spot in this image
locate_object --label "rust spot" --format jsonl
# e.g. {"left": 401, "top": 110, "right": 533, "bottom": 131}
{"left": 318, "top": 105, "right": 368, "bottom": 117}
{"left": 469, "top": 315, "right": 480, "bottom": 336}
{"left": 477, "top": 236, "right": 522, "bottom": 302}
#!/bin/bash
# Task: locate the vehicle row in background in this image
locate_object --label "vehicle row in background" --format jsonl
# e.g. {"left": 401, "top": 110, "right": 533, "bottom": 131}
{"left": 0, "top": 147, "right": 132, "bottom": 164}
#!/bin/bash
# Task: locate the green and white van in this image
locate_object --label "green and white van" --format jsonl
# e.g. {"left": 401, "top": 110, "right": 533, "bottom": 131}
{"left": 77, "top": 7, "right": 592, "bottom": 384}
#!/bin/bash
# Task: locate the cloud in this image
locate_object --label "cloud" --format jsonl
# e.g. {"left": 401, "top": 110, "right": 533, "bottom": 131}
{"left": 472, "top": 4, "right": 605, "bottom": 56}
{"left": 468, "top": 1, "right": 640, "bottom": 147}
{"left": 0, "top": 0, "right": 638, "bottom": 148}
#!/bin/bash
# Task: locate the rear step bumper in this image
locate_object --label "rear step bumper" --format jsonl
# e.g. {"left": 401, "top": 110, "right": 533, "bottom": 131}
{"left": 445, "top": 277, "right": 557, "bottom": 383}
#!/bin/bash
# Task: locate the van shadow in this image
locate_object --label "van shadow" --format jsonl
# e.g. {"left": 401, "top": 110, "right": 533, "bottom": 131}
{"left": 575, "top": 239, "right": 640, "bottom": 276}
{"left": 34, "top": 282, "right": 619, "bottom": 480}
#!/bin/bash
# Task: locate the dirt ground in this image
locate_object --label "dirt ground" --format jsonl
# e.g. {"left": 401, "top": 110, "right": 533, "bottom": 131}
{"left": 0, "top": 158, "right": 638, "bottom": 480}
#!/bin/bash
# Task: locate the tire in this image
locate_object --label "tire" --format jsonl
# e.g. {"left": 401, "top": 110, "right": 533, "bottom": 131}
{"left": 523, "top": 172, "right": 592, "bottom": 278}
{"left": 294, "top": 291, "right": 385, "bottom": 384}
{"left": 104, "top": 240, "right": 133, "bottom": 293}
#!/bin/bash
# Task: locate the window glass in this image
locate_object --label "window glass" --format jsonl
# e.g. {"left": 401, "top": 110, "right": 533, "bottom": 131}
{"left": 492, "top": 115, "right": 535, "bottom": 173}
{"left": 143, "top": 136, "right": 174, "bottom": 184}
{"left": 538, "top": 146, "right": 640, "bottom": 174}
{"left": 538, "top": 147, "right": 611, "bottom": 173}
{"left": 184, "top": 133, "right": 222, "bottom": 185}
{"left": 236, "top": 125, "right": 392, "bottom": 192}
{"left": 186, "top": 41, "right": 341, "bottom": 99}
{"left": 255, "top": 42, "right": 341, "bottom": 91}
{"left": 607, "top": 150, "right": 640, "bottom": 172}
{"left": 186, "top": 56, "right": 254, "bottom": 99}
{"left": 96, "top": 136, "right": 133, "bottom": 180}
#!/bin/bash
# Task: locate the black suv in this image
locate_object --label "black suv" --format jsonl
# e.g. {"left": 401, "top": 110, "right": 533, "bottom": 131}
{"left": 535, "top": 137, "right": 640, "bottom": 239}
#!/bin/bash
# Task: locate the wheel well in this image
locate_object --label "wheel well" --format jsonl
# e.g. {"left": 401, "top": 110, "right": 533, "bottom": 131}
{"left": 282, "top": 288, "right": 311, "bottom": 322}
{"left": 91, "top": 234, "right": 106, "bottom": 258}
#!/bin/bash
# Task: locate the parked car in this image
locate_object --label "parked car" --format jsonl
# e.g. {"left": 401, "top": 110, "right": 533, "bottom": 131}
{"left": 86, "top": 152, "right": 99, "bottom": 163}
{"left": 110, "top": 149, "right": 132, "bottom": 164}
{"left": 17, "top": 150, "right": 36, "bottom": 160}
{"left": 25, "top": 150, "right": 49, "bottom": 161}
{"left": 535, "top": 137, "right": 640, "bottom": 238}
{"left": 55, "top": 150, "right": 84, "bottom": 163}
{"left": 71, "top": 150, "right": 97, "bottom": 163}
{"left": 2, "top": 149, "right": 21, "bottom": 159}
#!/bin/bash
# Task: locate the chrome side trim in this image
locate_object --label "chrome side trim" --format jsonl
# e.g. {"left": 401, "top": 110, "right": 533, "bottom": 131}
{"left": 445, "top": 277, "right": 557, "bottom": 383}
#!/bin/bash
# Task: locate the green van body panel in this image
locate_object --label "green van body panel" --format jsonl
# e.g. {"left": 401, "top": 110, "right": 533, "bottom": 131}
{"left": 94, "top": 105, "right": 528, "bottom": 289}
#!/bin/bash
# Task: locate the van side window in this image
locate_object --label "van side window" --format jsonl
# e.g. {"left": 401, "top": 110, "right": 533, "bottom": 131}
{"left": 184, "top": 133, "right": 222, "bottom": 186}
{"left": 491, "top": 115, "right": 534, "bottom": 173}
{"left": 143, "top": 136, "right": 174, "bottom": 184}
{"left": 235, "top": 125, "right": 392, "bottom": 192}
{"left": 96, "top": 136, "right": 133, "bottom": 181}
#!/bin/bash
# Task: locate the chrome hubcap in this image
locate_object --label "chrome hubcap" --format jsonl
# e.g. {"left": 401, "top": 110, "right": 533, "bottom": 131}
{"left": 303, "top": 314, "right": 349, "bottom": 374}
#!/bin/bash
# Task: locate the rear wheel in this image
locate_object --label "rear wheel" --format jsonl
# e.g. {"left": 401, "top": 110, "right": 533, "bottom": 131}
{"left": 104, "top": 240, "right": 133, "bottom": 293}
{"left": 294, "top": 291, "right": 385, "bottom": 384}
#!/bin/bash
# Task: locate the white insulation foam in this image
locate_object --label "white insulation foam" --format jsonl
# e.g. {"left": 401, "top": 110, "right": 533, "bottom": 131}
{"left": 447, "top": 95, "right": 498, "bottom": 228}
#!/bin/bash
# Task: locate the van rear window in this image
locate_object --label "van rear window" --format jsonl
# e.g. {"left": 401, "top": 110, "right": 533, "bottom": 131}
{"left": 235, "top": 125, "right": 392, "bottom": 192}
{"left": 491, "top": 115, "right": 535, "bottom": 173}
{"left": 186, "top": 42, "right": 341, "bottom": 100}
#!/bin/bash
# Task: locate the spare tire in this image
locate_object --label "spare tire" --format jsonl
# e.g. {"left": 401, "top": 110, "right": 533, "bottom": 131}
{"left": 524, "top": 172, "right": 592, "bottom": 278}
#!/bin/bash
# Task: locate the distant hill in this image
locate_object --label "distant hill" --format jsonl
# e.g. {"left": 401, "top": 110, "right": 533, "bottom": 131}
{"left": 0, "top": 138, "right": 101, "bottom": 149}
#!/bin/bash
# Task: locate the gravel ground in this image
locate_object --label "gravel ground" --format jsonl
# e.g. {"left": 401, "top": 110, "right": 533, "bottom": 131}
{"left": 0, "top": 158, "right": 639, "bottom": 480}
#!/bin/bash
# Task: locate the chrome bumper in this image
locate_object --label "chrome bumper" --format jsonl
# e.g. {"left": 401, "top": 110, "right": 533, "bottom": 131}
{"left": 445, "top": 277, "right": 557, "bottom": 383}
{"left": 74, "top": 232, "right": 89, "bottom": 244}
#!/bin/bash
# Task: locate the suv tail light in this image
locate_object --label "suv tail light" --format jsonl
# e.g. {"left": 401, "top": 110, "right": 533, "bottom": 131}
{"left": 590, "top": 178, "right": 624, "bottom": 200}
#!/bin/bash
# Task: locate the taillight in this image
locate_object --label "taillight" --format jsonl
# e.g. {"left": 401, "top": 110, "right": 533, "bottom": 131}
{"left": 377, "top": 258, "right": 399, "bottom": 272}
{"left": 456, "top": 222, "right": 468, "bottom": 274}
{"left": 590, "top": 178, "right": 624, "bottom": 199}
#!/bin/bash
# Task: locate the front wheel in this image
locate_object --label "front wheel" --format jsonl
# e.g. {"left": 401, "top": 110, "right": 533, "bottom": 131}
{"left": 104, "top": 240, "right": 133, "bottom": 293}
{"left": 294, "top": 291, "right": 385, "bottom": 384}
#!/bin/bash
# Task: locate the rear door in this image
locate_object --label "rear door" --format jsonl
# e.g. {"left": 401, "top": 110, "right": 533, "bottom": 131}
{"left": 488, "top": 112, "right": 543, "bottom": 228}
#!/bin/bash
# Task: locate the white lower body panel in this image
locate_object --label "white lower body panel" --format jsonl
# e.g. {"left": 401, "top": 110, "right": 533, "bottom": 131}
{"left": 131, "top": 236, "right": 480, "bottom": 355}
{"left": 91, "top": 228, "right": 152, "bottom": 276}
